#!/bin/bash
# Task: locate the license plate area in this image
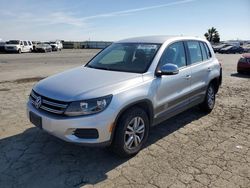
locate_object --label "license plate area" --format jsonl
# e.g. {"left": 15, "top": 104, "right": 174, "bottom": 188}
{"left": 29, "top": 112, "right": 42, "bottom": 129}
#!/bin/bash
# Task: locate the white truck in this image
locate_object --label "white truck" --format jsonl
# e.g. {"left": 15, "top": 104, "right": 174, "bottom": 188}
{"left": 5, "top": 40, "right": 33, "bottom": 53}
{"left": 49, "top": 40, "right": 63, "bottom": 51}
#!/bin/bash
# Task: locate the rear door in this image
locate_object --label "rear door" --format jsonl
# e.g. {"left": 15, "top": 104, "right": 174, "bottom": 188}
{"left": 154, "top": 41, "right": 192, "bottom": 119}
{"left": 185, "top": 40, "right": 213, "bottom": 102}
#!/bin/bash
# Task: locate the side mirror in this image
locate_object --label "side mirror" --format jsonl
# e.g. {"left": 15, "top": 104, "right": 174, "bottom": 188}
{"left": 156, "top": 63, "right": 179, "bottom": 76}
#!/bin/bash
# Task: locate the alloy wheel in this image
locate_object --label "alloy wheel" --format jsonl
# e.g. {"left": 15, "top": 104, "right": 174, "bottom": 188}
{"left": 124, "top": 117, "right": 145, "bottom": 150}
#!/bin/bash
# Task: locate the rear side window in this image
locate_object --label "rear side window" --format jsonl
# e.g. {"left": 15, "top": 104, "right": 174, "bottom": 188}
{"left": 159, "top": 41, "right": 187, "bottom": 68}
{"left": 199, "top": 42, "right": 208, "bottom": 60}
{"left": 187, "top": 41, "right": 202, "bottom": 64}
{"left": 28, "top": 41, "right": 32, "bottom": 45}
{"left": 23, "top": 41, "right": 28, "bottom": 46}
{"left": 204, "top": 43, "right": 212, "bottom": 58}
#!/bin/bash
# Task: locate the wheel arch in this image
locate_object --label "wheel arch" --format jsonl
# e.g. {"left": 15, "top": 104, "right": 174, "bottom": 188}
{"left": 210, "top": 76, "right": 221, "bottom": 94}
{"left": 110, "top": 99, "right": 154, "bottom": 143}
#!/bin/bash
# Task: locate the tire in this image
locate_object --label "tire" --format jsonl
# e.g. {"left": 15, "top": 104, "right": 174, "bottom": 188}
{"left": 111, "top": 107, "right": 149, "bottom": 157}
{"left": 237, "top": 70, "right": 243, "bottom": 74}
{"left": 18, "top": 49, "right": 21, "bottom": 54}
{"left": 200, "top": 83, "right": 216, "bottom": 113}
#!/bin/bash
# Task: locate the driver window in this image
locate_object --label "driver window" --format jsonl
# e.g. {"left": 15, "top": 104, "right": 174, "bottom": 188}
{"left": 159, "top": 42, "right": 186, "bottom": 69}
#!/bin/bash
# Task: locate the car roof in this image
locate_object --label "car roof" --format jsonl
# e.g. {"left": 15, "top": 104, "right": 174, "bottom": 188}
{"left": 116, "top": 35, "right": 206, "bottom": 44}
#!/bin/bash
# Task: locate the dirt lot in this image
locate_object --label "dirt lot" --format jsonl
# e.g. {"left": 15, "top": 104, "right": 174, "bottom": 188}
{"left": 0, "top": 50, "right": 249, "bottom": 188}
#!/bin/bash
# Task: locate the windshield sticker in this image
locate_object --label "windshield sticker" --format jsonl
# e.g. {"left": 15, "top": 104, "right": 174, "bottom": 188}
{"left": 137, "top": 45, "right": 158, "bottom": 50}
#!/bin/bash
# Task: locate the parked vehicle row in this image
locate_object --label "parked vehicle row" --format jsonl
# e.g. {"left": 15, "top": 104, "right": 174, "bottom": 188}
{"left": 0, "top": 40, "right": 63, "bottom": 53}
{"left": 213, "top": 44, "right": 246, "bottom": 54}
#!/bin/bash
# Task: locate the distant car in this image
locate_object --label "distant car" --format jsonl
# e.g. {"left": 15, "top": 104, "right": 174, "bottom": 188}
{"left": 243, "top": 45, "right": 250, "bottom": 53}
{"left": 4, "top": 40, "right": 33, "bottom": 53}
{"left": 0, "top": 41, "right": 5, "bottom": 52}
{"left": 35, "top": 43, "right": 52, "bottom": 53}
{"left": 213, "top": 44, "right": 231, "bottom": 53}
{"left": 32, "top": 41, "right": 41, "bottom": 52}
{"left": 49, "top": 41, "right": 63, "bottom": 51}
{"left": 237, "top": 53, "right": 250, "bottom": 74}
{"left": 219, "top": 46, "right": 244, "bottom": 54}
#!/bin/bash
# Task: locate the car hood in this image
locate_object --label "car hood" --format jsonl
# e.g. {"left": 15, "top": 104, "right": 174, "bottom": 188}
{"left": 33, "top": 66, "right": 143, "bottom": 102}
{"left": 242, "top": 53, "right": 250, "bottom": 58}
{"left": 37, "top": 45, "right": 47, "bottom": 48}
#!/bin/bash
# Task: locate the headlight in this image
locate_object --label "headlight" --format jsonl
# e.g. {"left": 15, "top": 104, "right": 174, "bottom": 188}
{"left": 64, "top": 95, "right": 112, "bottom": 116}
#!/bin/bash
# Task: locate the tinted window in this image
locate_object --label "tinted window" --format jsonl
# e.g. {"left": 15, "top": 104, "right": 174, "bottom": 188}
{"left": 199, "top": 42, "right": 208, "bottom": 60}
{"left": 187, "top": 41, "right": 202, "bottom": 64}
{"left": 159, "top": 42, "right": 186, "bottom": 68}
{"left": 23, "top": 41, "right": 28, "bottom": 46}
{"left": 100, "top": 49, "right": 126, "bottom": 64}
{"left": 87, "top": 43, "right": 161, "bottom": 73}
{"left": 28, "top": 41, "right": 32, "bottom": 45}
{"left": 204, "top": 43, "right": 212, "bottom": 58}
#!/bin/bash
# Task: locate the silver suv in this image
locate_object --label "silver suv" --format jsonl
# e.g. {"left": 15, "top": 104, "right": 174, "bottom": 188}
{"left": 27, "top": 36, "right": 222, "bottom": 157}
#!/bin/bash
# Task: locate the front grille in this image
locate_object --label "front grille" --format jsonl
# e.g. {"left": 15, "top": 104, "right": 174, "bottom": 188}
{"left": 29, "top": 90, "right": 68, "bottom": 115}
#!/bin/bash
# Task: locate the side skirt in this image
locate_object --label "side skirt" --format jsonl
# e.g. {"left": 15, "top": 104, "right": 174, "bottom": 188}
{"left": 152, "top": 95, "right": 204, "bottom": 126}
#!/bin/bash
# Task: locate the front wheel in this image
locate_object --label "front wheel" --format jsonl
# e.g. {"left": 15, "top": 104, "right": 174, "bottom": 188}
{"left": 200, "top": 84, "right": 216, "bottom": 113}
{"left": 111, "top": 107, "right": 149, "bottom": 157}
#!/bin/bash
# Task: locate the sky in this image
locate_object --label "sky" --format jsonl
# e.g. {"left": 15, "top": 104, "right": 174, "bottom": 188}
{"left": 0, "top": 0, "right": 249, "bottom": 41}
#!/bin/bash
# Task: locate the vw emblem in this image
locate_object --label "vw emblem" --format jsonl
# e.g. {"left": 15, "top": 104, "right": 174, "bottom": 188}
{"left": 35, "top": 96, "right": 42, "bottom": 109}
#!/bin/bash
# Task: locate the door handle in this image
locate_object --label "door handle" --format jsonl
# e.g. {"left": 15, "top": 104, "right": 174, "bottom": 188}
{"left": 207, "top": 67, "right": 212, "bottom": 72}
{"left": 185, "top": 75, "right": 191, "bottom": 80}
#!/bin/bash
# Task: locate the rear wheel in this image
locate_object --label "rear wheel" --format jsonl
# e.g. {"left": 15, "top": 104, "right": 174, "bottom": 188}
{"left": 200, "top": 83, "right": 215, "bottom": 113}
{"left": 18, "top": 49, "right": 21, "bottom": 54}
{"left": 111, "top": 107, "right": 149, "bottom": 157}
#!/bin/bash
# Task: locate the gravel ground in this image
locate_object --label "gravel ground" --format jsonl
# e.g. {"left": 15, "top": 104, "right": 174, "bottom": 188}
{"left": 0, "top": 50, "right": 249, "bottom": 188}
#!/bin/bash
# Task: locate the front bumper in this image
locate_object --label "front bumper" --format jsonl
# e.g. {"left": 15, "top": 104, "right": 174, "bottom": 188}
{"left": 27, "top": 101, "right": 116, "bottom": 146}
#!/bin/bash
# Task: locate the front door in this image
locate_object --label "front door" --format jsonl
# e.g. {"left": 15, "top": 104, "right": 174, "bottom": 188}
{"left": 154, "top": 41, "right": 191, "bottom": 120}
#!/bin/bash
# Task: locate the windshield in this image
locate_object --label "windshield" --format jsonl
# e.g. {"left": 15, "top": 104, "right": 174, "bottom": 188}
{"left": 86, "top": 43, "right": 161, "bottom": 73}
{"left": 8, "top": 40, "right": 20, "bottom": 44}
{"left": 37, "top": 43, "right": 47, "bottom": 46}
